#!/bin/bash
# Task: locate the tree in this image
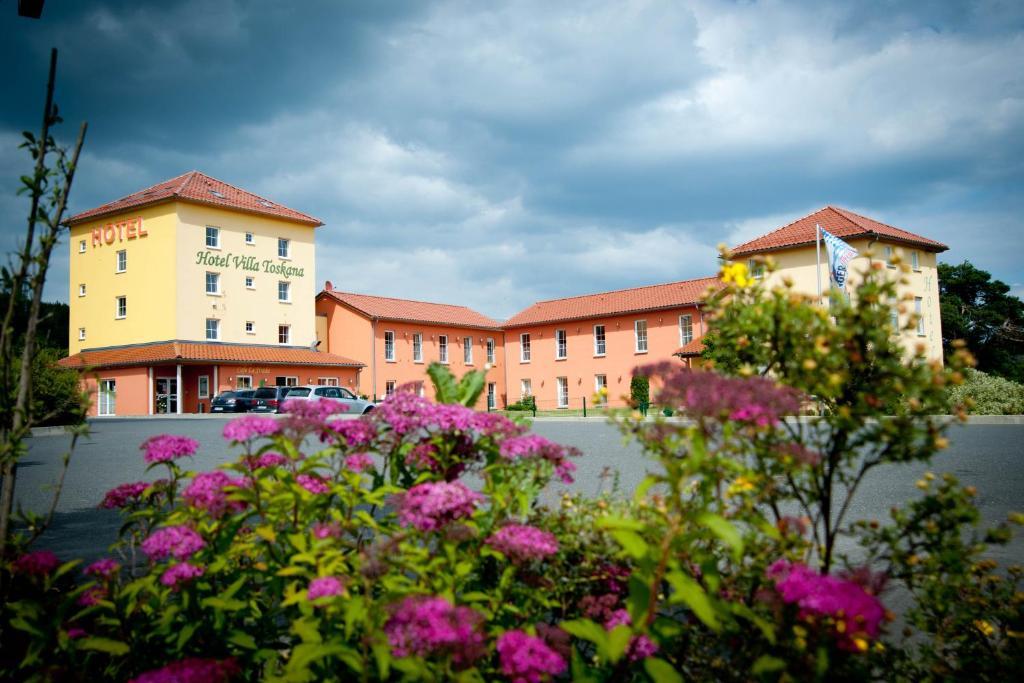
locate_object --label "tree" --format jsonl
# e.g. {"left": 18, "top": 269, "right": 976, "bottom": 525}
{"left": 938, "top": 261, "right": 1024, "bottom": 382}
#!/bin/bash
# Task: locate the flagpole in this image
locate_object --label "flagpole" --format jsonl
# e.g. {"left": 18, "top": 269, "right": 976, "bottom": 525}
{"left": 815, "top": 223, "right": 823, "bottom": 305}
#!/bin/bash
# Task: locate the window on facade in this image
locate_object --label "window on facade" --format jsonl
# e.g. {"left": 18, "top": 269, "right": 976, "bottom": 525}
{"left": 384, "top": 331, "right": 395, "bottom": 361}
{"left": 748, "top": 259, "right": 764, "bottom": 280}
{"left": 278, "top": 325, "right": 290, "bottom": 344}
{"left": 634, "top": 320, "right": 648, "bottom": 353}
{"left": 555, "top": 329, "right": 567, "bottom": 359}
{"left": 78, "top": 240, "right": 86, "bottom": 254}
{"left": 78, "top": 327, "right": 86, "bottom": 341}
{"left": 593, "top": 325, "right": 606, "bottom": 355}
{"left": 206, "top": 226, "right": 220, "bottom": 248}
{"left": 487, "top": 382, "right": 496, "bottom": 410}
{"left": 278, "top": 238, "right": 290, "bottom": 259}
{"left": 438, "top": 335, "right": 448, "bottom": 363}
{"left": 317, "top": 377, "right": 339, "bottom": 386}
{"left": 464, "top": 337, "right": 473, "bottom": 364}
{"left": 915, "top": 297, "right": 925, "bottom": 335}
{"left": 278, "top": 281, "right": 290, "bottom": 302}
{"left": 115, "top": 249, "right": 127, "bottom": 273}
{"left": 206, "top": 318, "right": 219, "bottom": 340}
{"left": 912, "top": 250, "right": 920, "bottom": 271}
{"left": 556, "top": 377, "right": 569, "bottom": 409}
{"left": 486, "top": 338, "right": 495, "bottom": 364}
{"left": 889, "top": 304, "right": 899, "bottom": 332}
{"left": 679, "top": 314, "right": 693, "bottom": 345}
{"left": 245, "top": 276, "right": 254, "bottom": 289}
{"left": 236, "top": 375, "right": 253, "bottom": 389}
{"left": 78, "top": 284, "right": 86, "bottom": 297}
{"left": 198, "top": 376, "right": 210, "bottom": 399}
{"left": 275, "top": 376, "right": 299, "bottom": 387}
{"left": 520, "top": 333, "right": 531, "bottom": 362}
{"left": 385, "top": 380, "right": 396, "bottom": 397}
{"left": 245, "top": 321, "right": 254, "bottom": 334}
{"left": 521, "top": 378, "right": 532, "bottom": 398}
{"left": 413, "top": 333, "right": 423, "bottom": 362}
{"left": 206, "top": 271, "right": 220, "bottom": 295}
{"left": 883, "top": 245, "right": 894, "bottom": 267}
{"left": 98, "top": 379, "right": 116, "bottom": 416}
{"left": 115, "top": 295, "right": 127, "bottom": 319}
{"left": 245, "top": 232, "right": 254, "bottom": 245}
{"left": 595, "top": 374, "right": 608, "bottom": 404}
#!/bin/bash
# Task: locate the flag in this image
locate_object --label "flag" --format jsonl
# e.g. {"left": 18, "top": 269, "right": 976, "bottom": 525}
{"left": 819, "top": 225, "right": 858, "bottom": 289}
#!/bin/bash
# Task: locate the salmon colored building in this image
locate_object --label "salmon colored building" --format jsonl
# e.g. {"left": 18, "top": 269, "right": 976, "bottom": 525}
{"left": 59, "top": 172, "right": 363, "bottom": 416}
{"left": 315, "top": 285, "right": 505, "bottom": 410}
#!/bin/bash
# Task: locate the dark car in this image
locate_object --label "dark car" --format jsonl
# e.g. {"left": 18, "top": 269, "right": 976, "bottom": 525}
{"left": 250, "top": 386, "right": 294, "bottom": 413}
{"left": 210, "top": 389, "right": 256, "bottom": 413}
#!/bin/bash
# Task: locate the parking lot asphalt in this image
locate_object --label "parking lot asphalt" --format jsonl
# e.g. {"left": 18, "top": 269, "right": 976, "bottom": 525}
{"left": 14, "top": 417, "right": 1024, "bottom": 566}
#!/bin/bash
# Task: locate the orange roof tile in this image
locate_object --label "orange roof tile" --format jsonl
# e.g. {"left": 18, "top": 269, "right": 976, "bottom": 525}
{"left": 503, "top": 276, "right": 721, "bottom": 328}
{"left": 318, "top": 287, "right": 501, "bottom": 329}
{"left": 57, "top": 341, "right": 363, "bottom": 370}
{"left": 66, "top": 171, "right": 323, "bottom": 227}
{"left": 730, "top": 206, "right": 947, "bottom": 257}
{"left": 674, "top": 338, "right": 705, "bottom": 357}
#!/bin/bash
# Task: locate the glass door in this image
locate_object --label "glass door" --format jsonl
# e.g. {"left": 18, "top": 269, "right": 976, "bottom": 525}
{"left": 155, "top": 378, "right": 178, "bottom": 414}
{"left": 98, "top": 379, "right": 116, "bottom": 416}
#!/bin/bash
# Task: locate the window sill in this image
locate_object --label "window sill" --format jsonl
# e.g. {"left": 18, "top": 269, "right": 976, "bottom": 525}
{"left": 555, "top": 357, "right": 567, "bottom": 362}
{"left": 635, "top": 350, "right": 648, "bottom": 355}
{"left": 278, "top": 255, "right": 292, "bottom": 261}
{"left": 115, "top": 270, "right": 126, "bottom": 275}
{"left": 594, "top": 353, "right": 606, "bottom": 358}
{"left": 385, "top": 359, "right": 396, "bottom": 363}
{"left": 114, "top": 316, "right": 125, "bottom": 321}
{"left": 413, "top": 360, "right": 424, "bottom": 364}
{"left": 245, "top": 242, "right": 255, "bottom": 247}
{"left": 520, "top": 360, "right": 531, "bottom": 364}
{"left": 207, "top": 292, "right": 222, "bottom": 297}
{"left": 206, "top": 246, "right": 221, "bottom": 251}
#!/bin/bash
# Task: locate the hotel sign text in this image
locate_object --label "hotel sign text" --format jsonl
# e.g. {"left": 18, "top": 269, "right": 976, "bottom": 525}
{"left": 195, "top": 251, "right": 305, "bottom": 279}
{"left": 91, "top": 217, "right": 147, "bottom": 247}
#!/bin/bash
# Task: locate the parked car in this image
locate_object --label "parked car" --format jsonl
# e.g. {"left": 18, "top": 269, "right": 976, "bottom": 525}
{"left": 210, "top": 389, "right": 256, "bottom": 413}
{"left": 249, "top": 386, "right": 294, "bottom": 413}
{"left": 281, "top": 385, "right": 376, "bottom": 415}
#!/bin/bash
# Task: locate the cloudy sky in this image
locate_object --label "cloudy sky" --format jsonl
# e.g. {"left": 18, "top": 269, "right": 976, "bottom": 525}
{"left": 2, "top": 0, "right": 1022, "bottom": 319}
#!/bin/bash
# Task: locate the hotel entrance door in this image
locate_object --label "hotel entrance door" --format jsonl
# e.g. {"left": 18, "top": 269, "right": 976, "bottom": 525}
{"left": 156, "top": 378, "right": 178, "bottom": 414}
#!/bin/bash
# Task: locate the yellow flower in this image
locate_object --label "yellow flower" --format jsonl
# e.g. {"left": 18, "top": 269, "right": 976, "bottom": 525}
{"left": 727, "top": 476, "right": 757, "bottom": 497}
{"left": 974, "top": 620, "right": 996, "bottom": 637}
{"left": 853, "top": 637, "right": 869, "bottom": 652}
{"left": 721, "top": 262, "right": 753, "bottom": 288}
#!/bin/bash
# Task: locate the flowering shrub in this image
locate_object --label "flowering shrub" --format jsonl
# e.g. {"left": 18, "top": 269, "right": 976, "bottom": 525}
{"left": 2, "top": 267, "right": 1021, "bottom": 681}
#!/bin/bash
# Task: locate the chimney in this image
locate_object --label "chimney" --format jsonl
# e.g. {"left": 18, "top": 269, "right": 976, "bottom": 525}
{"left": 325, "top": 280, "right": 333, "bottom": 292}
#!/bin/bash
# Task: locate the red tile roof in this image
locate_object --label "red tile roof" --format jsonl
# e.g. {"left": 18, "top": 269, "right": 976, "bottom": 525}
{"left": 318, "top": 287, "right": 501, "bottom": 329}
{"left": 66, "top": 171, "right": 323, "bottom": 227}
{"left": 57, "top": 341, "right": 362, "bottom": 370}
{"left": 729, "top": 206, "right": 947, "bottom": 257}
{"left": 674, "top": 338, "right": 705, "bottom": 357}
{"left": 503, "top": 276, "right": 721, "bottom": 328}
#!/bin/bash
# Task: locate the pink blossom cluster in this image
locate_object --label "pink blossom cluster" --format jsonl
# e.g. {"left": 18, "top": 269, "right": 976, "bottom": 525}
{"left": 128, "top": 657, "right": 238, "bottom": 683}
{"left": 245, "top": 452, "right": 288, "bottom": 470}
{"left": 384, "top": 596, "right": 486, "bottom": 667}
{"left": 141, "top": 526, "right": 205, "bottom": 561}
{"left": 397, "top": 481, "right": 483, "bottom": 531}
{"left": 643, "top": 362, "right": 804, "bottom": 427}
{"left": 406, "top": 443, "right": 440, "bottom": 471}
{"left": 373, "top": 392, "right": 524, "bottom": 441}
{"left": 222, "top": 415, "right": 280, "bottom": 443}
{"left": 326, "top": 418, "right": 378, "bottom": 449}
{"left": 307, "top": 576, "right": 344, "bottom": 601}
{"left": 603, "top": 610, "right": 659, "bottom": 662}
{"left": 767, "top": 560, "right": 886, "bottom": 651}
{"left": 183, "top": 471, "right": 248, "bottom": 518}
{"left": 160, "top": 562, "right": 205, "bottom": 589}
{"left": 312, "top": 521, "right": 342, "bottom": 539}
{"left": 84, "top": 558, "right": 120, "bottom": 579}
{"left": 12, "top": 550, "right": 60, "bottom": 576}
{"left": 496, "top": 630, "right": 568, "bottom": 683}
{"left": 281, "top": 398, "right": 349, "bottom": 433}
{"left": 498, "top": 435, "right": 579, "bottom": 483}
{"left": 344, "top": 453, "right": 374, "bottom": 473}
{"left": 141, "top": 434, "right": 199, "bottom": 464}
{"left": 296, "top": 473, "right": 330, "bottom": 495}
{"left": 78, "top": 585, "right": 107, "bottom": 606}
{"left": 99, "top": 481, "right": 150, "bottom": 509}
{"left": 486, "top": 524, "right": 559, "bottom": 563}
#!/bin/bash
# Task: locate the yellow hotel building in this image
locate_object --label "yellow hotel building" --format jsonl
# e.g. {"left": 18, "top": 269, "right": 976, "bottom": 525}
{"left": 60, "top": 172, "right": 363, "bottom": 416}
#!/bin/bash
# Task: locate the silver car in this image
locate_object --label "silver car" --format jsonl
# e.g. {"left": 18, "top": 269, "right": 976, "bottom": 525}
{"left": 282, "top": 385, "right": 376, "bottom": 415}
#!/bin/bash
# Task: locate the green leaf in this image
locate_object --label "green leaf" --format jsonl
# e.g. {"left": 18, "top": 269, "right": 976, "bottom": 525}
{"left": 176, "top": 623, "right": 198, "bottom": 650}
{"left": 606, "top": 625, "right": 632, "bottom": 663}
{"left": 229, "top": 630, "right": 258, "bottom": 650}
{"left": 644, "top": 657, "right": 683, "bottom": 683}
{"left": 78, "top": 637, "right": 130, "bottom": 656}
{"left": 201, "top": 597, "right": 246, "bottom": 611}
{"left": 560, "top": 618, "right": 610, "bottom": 653}
{"left": 751, "top": 655, "right": 786, "bottom": 675}
{"left": 666, "top": 571, "right": 720, "bottom": 631}
{"left": 597, "top": 515, "right": 646, "bottom": 531}
{"left": 698, "top": 512, "right": 744, "bottom": 560}
{"left": 611, "top": 530, "right": 649, "bottom": 560}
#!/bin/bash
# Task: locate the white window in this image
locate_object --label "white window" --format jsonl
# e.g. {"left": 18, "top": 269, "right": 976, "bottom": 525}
{"left": 276, "top": 376, "right": 299, "bottom": 387}
{"left": 198, "top": 375, "right": 210, "bottom": 399}
{"left": 278, "top": 238, "right": 290, "bottom": 259}
{"left": 385, "top": 380, "right": 396, "bottom": 396}
{"left": 679, "top": 315, "right": 693, "bottom": 345}
{"left": 487, "top": 382, "right": 496, "bottom": 410}
{"left": 245, "top": 232, "right": 254, "bottom": 245}
{"left": 78, "top": 240, "right": 86, "bottom": 254}
{"left": 245, "top": 321, "right": 254, "bottom": 334}
{"left": 98, "top": 379, "right": 116, "bottom": 416}
{"left": 278, "top": 325, "right": 290, "bottom": 344}
{"left": 206, "top": 318, "right": 219, "bottom": 340}
{"left": 116, "top": 249, "right": 127, "bottom": 273}
{"left": 317, "top": 377, "right": 340, "bottom": 386}
{"left": 384, "top": 331, "right": 395, "bottom": 361}
{"left": 556, "top": 377, "right": 569, "bottom": 409}
{"left": 555, "top": 329, "right": 567, "bottom": 359}
{"left": 464, "top": 337, "right": 473, "bottom": 364}
{"left": 594, "top": 325, "right": 606, "bottom": 356}
{"left": 413, "top": 333, "right": 423, "bottom": 362}
{"left": 595, "top": 374, "right": 608, "bottom": 404}
{"left": 912, "top": 250, "right": 920, "bottom": 271}
{"left": 486, "top": 338, "right": 495, "bottom": 364}
{"left": 521, "top": 378, "right": 532, "bottom": 399}
{"left": 634, "top": 320, "right": 648, "bottom": 353}
{"left": 438, "top": 335, "right": 448, "bottom": 363}
{"left": 915, "top": 297, "right": 925, "bottom": 336}
{"left": 206, "top": 271, "right": 220, "bottom": 295}
{"left": 245, "top": 276, "right": 254, "bottom": 289}
{"left": 236, "top": 375, "right": 253, "bottom": 389}
{"left": 520, "top": 333, "right": 531, "bottom": 362}
{"left": 747, "top": 259, "right": 764, "bottom": 280}
{"left": 78, "top": 327, "right": 86, "bottom": 341}
{"left": 115, "top": 296, "right": 126, "bottom": 319}
{"left": 206, "top": 226, "right": 220, "bottom": 249}
{"left": 278, "top": 281, "right": 290, "bottom": 302}
{"left": 889, "top": 305, "right": 899, "bottom": 332}
{"left": 883, "top": 245, "right": 894, "bottom": 267}
{"left": 78, "top": 284, "right": 86, "bottom": 297}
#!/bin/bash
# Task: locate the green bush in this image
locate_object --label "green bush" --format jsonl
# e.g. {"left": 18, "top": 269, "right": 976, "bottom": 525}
{"left": 629, "top": 375, "right": 649, "bottom": 407}
{"left": 30, "top": 348, "right": 86, "bottom": 427}
{"left": 946, "top": 368, "right": 1024, "bottom": 415}
{"left": 506, "top": 395, "right": 536, "bottom": 411}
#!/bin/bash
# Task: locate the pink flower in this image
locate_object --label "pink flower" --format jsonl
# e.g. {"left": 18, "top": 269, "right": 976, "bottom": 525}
{"left": 160, "top": 562, "right": 205, "bottom": 589}
{"left": 486, "top": 524, "right": 559, "bottom": 563}
{"left": 326, "top": 418, "right": 377, "bottom": 448}
{"left": 385, "top": 596, "right": 486, "bottom": 667}
{"left": 397, "top": 481, "right": 483, "bottom": 531}
{"left": 307, "top": 576, "right": 344, "bottom": 602}
{"left": 223, "top": 415, "right": 280, "bottom": 443}
{"left": 246, "top": 452, "right": 288, "bottom": 470}
{"left": 128, "top": 657, "right": 238, "bottom": 683}
{"left": 67, "top": 627, "right": 87, "bottom": 639}
{"left": 84, "top": 558, "right": 120, "bottom": 579}
{"left": 405, "top": 443, "right": 440, "bottom": 471}
{"left": 141, "top": 434, "right": 199, "bottom": 464}
{"left": 12, "top": 550, "right": 60, "bottom": 576}
{"left": 100, "top": 481, "right": 150, "bottom": 509}
{"left": 282, "top": 398, "right": 349, "bottom": 434}
{"left": 312, "top": 521, "right": 342, "bottom": 539}
{"left": 296, "top": 474, "right": 330, "bottom": 495}
{"left": 496, "top": 629, "right": 567, "bottom": 683}
{"left": 602, "top": 610, "right": 659, "bottom": 661}
{"left": 142, "top": 526, "right": 205, "bottom": 561}
{"left": 78, "top": 585, "right": 107, "bottom": 606}
{"left": 344, "top": 453, "right": 374, "bottom": 473}
{"left": 499, "top": 435, "right": 580, "bottom": 483}
{"left": 183, "top": 471, "right": 248, "bottom": 518}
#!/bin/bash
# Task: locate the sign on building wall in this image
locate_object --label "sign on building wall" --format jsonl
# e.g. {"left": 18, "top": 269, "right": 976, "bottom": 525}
{"left": 91, "top": 217, "right": 147, "bottom": 247}
{"left": 194, "top": 251, "right": 305, "bottom": 278}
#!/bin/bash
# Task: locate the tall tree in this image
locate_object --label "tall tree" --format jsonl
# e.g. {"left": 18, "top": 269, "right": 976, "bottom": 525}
{"left": 938, "top": 261, "right": 1024, "bottom": 382}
